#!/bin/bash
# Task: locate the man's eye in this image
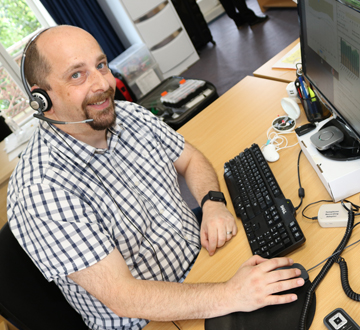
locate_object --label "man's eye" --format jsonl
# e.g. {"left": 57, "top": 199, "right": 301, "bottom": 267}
{"left": 72, "top": 72, "right": 81, "bottom": 79}
{"left": 98, "top": 62, "right": 108, "bottom": 70}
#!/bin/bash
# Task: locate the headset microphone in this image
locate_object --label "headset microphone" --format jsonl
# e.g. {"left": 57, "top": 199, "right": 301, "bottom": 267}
{"left": 33, "top": 113, "right": 93, "bottom": 125}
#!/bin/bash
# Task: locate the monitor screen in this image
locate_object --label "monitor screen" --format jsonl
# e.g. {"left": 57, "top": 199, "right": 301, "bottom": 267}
{"left": 298, "top": 0, "right": 360, "bottom": 142}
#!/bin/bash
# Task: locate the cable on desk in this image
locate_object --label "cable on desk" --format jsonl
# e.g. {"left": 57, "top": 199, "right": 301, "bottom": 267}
{"left": 306, "top": 228, "right": 360, "bottom": 273}
{"left": 301, "top": 199, "right": 333, "bottom": 220}
{"left": 336, "top": 218, "right": 360, "bottom": 302}
{"left": 341, "top": 199, "right": 360, "bottom": 216}
{"left": 172, "top": 321, "right": 181, "bottom": 330}
{"left": 298, "top": 206, "right": 354, "bottom": 330}
{"left": 337, "top": 257, "right": 360, "bottom": 301}
{"left": 294, "top": 150, "right": 304, "bottom": 211}
{"left": 302, "top": 199, "right": 360, "bottom": 220}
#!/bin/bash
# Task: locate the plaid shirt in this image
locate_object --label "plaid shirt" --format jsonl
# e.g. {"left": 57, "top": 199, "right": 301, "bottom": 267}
{"left": 7, "top": 101, "right": 201, "bottom": 330}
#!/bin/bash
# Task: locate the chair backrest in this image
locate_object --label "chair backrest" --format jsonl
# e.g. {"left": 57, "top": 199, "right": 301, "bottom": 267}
{"left": 0, "top": 223, "right": 88, "bottom": 330}
{"left": 0, "top": 117, "right": 12, "bottom": 143}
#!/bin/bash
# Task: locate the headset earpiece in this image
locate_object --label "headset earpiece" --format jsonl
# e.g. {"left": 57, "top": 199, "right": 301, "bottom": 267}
{"left": 30, "top": 88, "right": 52, "bottom": 112}
{"left": 21, "top": 28, "right": 53, "bottom": 114}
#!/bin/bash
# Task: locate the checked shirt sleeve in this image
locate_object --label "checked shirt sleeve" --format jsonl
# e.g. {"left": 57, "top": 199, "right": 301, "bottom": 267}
{"left": 12, "top": 183, "right": 115, "bottom": 282}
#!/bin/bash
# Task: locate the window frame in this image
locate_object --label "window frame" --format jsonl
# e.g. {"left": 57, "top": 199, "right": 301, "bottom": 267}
{"left": 0, "top": 0, "right": 56, "bottom": 122}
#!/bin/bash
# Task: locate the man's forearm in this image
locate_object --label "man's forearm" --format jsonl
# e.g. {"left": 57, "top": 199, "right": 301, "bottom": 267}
{"left": 112, "top": 278, "right": 228, "bottom": 322}
{"left": 69, "top": 250, "right": 305, "bottom": 323}
{"left": 178, "top": 143, "right": 221, "bottom": 205}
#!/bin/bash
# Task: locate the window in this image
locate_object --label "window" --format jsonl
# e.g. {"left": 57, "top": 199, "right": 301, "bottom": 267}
{"left": 0, "top": 0, "right": 55, "bottom": 124}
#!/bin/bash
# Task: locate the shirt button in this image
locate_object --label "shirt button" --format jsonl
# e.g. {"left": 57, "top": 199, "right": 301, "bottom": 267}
{"left": 159, "top": 209, "right": 164, "bottom": 214}
{"left": 134, "top": 181, "right": 139, "bottom": 186}
{"left": 184, "top": 235, "right": 189, "bottom": 240}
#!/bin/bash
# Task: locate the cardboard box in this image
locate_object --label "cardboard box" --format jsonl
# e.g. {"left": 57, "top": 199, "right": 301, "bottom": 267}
{"left": 297, "top": 117, "right": 360, "bottom": 201}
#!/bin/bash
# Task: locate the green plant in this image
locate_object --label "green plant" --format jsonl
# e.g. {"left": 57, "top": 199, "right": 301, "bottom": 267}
{"left": 0, "top": 0, "right": 41, "bottom": 49}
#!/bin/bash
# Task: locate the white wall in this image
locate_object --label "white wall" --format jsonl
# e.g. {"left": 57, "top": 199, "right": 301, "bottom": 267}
{"left": 97, "top": 0, "right": 142, "bottom": 48}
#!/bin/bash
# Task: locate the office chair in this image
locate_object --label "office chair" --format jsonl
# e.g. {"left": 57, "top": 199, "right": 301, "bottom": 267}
{"left": 0, "top": 223, "right": 88, "bottom": 330}
{"left": 0, "top": 117, "right": 12, "bottom": 142}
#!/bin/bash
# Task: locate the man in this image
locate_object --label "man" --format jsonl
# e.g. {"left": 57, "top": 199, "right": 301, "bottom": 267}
{"left": 7, "top": 26, "right": 304, "bottom": 330}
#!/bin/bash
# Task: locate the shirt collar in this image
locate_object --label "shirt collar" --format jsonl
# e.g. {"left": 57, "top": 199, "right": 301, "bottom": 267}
{"left": 39, "top": 110, "right": 123, "bottom": 166}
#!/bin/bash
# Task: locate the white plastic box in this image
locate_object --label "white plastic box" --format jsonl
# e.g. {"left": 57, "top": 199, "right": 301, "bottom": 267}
{"left": 109, "top": 43, "right": 163, "bottom": 100}
{"left": 296, "top": 117, "right": 360, "bottom": 201}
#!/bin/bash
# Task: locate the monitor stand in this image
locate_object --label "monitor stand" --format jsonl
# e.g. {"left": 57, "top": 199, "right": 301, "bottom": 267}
{"left": 317, "top": 118, "right": 360, "bottom": 161}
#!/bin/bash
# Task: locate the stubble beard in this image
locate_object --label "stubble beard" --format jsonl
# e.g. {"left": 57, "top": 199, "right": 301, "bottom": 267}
{"left": 83, "top": 87, "right": 116, "bottom": 131}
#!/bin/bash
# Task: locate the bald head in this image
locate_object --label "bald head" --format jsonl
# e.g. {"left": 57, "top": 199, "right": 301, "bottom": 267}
{"left": 24, "top": 26, "right": 101, "bottom": 91}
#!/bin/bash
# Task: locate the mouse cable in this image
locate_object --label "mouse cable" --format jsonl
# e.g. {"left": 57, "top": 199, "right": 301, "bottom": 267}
{"left": 299, "top": 206, "right": 355, "bottom": 330}
{"left": 294, "top": 150, "right": 304, "bottom": 211}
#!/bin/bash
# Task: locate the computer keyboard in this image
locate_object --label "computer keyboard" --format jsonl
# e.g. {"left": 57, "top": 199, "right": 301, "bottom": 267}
{"left": 224, "top": 143, "right": 305, "bottom": 258}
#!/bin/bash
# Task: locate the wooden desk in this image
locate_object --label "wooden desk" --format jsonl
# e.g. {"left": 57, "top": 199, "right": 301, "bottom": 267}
{"left": 253, "top": 39, "right": 299, "bottom": 83}
{"left": 145, "top": 76, "right": 360, "bottom": 329}
{"left": 0, "top": 315, "right": 18, "bottom": 330}
{"left": 0, "top": 140, "right": 19, "bottom": 229}
{"left": 257, "top": 0, "right": 297, "bottom": 12}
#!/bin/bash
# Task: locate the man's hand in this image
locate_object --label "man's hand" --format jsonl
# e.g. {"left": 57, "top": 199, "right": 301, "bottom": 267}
{"left": 224, "top": 255, "right": 305, "bottom": 313}
{"left": 200, "top": 201, "right": 237, "bottom": 256}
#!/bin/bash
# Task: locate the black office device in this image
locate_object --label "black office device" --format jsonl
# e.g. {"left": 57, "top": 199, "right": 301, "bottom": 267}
{"left": 310, "top": 126, "right": 344, "bottom": 151}
{"left": 205, "top": 269, "right": 316, "bottom": 330}
{"left": 324, "top": 308, "right": 360, "bottom": 330}
{"left": 298, "top": 0, "right": 360, "bottom": 160}
{"left": 224, "top": 143, "right": 305, "bottom": 258}
{"left": 295, "top": 123, "right": 317, "bottom": 136}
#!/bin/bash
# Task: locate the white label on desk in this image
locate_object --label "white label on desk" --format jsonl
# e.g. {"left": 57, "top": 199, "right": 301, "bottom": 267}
{"left": 136, "top": 68, "right": 161, "bottom": 96}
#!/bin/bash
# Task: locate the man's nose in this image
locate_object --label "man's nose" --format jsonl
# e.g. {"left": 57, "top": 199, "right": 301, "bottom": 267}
{"left": 89, "top": 69, "right": 110, "bottom": 92}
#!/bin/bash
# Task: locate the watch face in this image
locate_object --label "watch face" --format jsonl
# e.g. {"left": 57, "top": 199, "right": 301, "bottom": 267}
{"left": 209, "top": 191, "right": 225, "bottom": 200}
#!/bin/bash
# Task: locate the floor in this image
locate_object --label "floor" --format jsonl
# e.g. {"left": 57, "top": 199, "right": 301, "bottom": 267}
{"left": 182, "top": 0, "right": 299, "bottom": 96}
{"left": 178, "top": 1, "right": 300, "bottom": 208}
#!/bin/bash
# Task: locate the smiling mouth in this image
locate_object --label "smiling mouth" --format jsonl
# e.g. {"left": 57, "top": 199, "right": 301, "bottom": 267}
{"left": 90, "top": 99, "right": 107, "bottom": 106}
{"left": 83, "top": 87, "right": 115, "bottom": 110}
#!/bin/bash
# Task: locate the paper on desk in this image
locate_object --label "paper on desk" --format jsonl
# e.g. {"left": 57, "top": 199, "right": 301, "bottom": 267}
{"left": 272, "top": 43, "right": 301, "bottom": 70}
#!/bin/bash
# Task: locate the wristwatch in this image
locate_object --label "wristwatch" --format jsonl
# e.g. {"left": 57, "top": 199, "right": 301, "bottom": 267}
{"left": 201, "top": 191, "right": 227, "bottom": 208}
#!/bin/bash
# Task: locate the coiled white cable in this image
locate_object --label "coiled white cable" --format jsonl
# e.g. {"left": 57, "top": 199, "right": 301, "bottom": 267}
{"left": 262, "top": 126, "right": 299, "bottom": 152}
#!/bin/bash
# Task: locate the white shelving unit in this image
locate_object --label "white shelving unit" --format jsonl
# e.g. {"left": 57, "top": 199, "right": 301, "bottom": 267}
{"left": 99, "top": 0, "right": 200, "bottom": 79}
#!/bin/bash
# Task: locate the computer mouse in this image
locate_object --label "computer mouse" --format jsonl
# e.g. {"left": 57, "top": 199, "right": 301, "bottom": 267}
{"left": 276, "top": 262, "right": 309, "bottom": 282}
{"left": 262, "top": 144, "right": 280, "bottom": 162}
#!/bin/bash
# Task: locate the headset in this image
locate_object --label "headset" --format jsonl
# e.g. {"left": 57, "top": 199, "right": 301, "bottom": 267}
{"left": 21, "top": 28, "right": 93, "bottom": 125}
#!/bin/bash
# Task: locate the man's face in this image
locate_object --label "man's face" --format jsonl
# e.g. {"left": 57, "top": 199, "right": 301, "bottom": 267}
{"left": 40, "top": 27, "right": 117, "bottom": 131}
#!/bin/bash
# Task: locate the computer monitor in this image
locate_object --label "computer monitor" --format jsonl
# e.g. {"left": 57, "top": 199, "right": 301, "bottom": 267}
{"left": 298, "top": 0, "right": 360, "bottom": 159}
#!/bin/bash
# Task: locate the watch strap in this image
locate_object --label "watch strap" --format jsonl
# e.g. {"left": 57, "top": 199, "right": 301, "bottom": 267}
{"left": 201, "top": 191, "right": 226, "bottom": 208}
